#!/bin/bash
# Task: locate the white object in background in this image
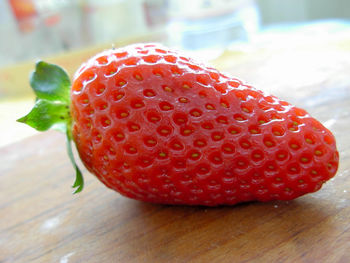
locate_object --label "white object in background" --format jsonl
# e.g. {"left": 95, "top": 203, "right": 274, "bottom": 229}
{"left": 166, "top": 0, "right": 258, "bottom": 49}
{"left": 83, "top": 0, "right": 149, "bottom": 45}
{"left": 166, "top": 0, "right": 259, "bottom": 60}
{"left": 0, "top": 1, "right": 22, "bottom": 67}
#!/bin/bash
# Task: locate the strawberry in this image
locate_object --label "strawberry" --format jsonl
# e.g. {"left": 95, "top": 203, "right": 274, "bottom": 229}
{"left": 18, "top": 43, "right": 339, "bottom": 206}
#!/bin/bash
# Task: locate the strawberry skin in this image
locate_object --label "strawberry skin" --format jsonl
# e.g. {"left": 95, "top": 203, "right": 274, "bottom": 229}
{"left": 70, "top": 43, "right": 339, "bottom": 206}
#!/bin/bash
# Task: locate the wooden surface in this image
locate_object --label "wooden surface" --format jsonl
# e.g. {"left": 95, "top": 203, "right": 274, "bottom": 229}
{"left": 1, "top": 25, "right": 350, "bottom": 263}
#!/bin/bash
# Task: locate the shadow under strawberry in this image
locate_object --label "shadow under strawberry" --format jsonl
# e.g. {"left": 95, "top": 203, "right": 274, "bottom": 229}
{"left": 78, "top": 196, "right": 333, "bottom": 262}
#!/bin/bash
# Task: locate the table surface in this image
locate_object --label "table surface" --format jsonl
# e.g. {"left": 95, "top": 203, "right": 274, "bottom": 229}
{"left": 1, "top": 26, "right": 350, "bottom": 263}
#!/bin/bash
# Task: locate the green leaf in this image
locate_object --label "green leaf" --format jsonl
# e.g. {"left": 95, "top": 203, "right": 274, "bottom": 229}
{"left": 18, "top": 61, "right": 85, "bottom": 194}
{"left": 17, "top": 99, "right": 70, "bottom": 132}
{"left": 30, "top": 61, "right": 71, "bottom": 103}
{"left": 66, "top": 131, "right": 84, "bottom": 194}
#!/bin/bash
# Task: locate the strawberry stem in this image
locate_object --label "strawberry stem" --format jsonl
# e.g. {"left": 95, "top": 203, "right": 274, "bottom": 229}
{"left": 17, "top": 61, "right": 84, "bottom": 193}
{"left": 66, "top": 131, "right": 84, "bottom": 193}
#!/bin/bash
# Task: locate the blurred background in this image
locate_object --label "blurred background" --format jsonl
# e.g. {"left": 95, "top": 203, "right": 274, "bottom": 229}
{"left": 1, "top": 0, "right": 350, "bottom": 146}
{"left": 1, "top": 0, "right": 350, "bottom": 66}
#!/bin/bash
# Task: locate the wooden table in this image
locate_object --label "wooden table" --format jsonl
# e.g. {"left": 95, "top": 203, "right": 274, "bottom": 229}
{"left": 1, "top": 26, "right": 350, "bottom": 262}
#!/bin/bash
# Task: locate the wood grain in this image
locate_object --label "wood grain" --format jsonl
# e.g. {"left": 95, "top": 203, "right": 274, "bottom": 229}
{"left": 0, "top": 131, "right": 349, "bottom": 263}
{"left": 1, "top": 30, "right": 350, "bottom": 263}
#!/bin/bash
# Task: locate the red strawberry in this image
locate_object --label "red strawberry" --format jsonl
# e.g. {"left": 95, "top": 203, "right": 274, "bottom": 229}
{"left": 18, "top": 43, "right": 339, "bottom": 206}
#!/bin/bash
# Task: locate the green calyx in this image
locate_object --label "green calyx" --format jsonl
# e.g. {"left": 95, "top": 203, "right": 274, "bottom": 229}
{"left": 17, "top": 61, "right": 84, "bottom": 193}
